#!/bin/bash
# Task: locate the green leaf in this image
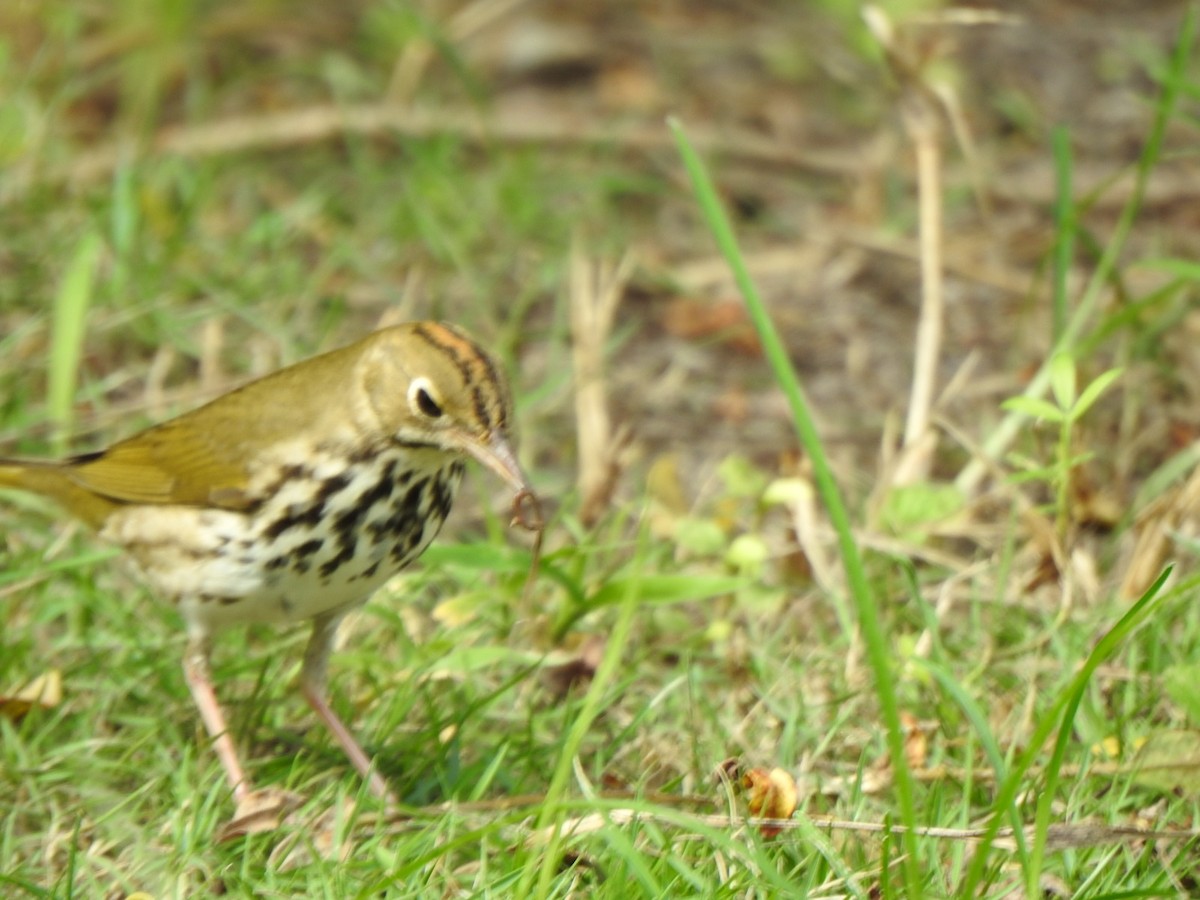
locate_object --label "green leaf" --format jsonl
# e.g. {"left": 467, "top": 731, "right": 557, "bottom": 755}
{"left": 716, "top": 454, "right": 769, "bottom": 498}
{"left": 1049, "top": 353, "right": 1076, "bottom": 410}
{"left": 1070, "top": 367, "right": 1123, "bottom": 421}
{"left": 725, "top": 534, "right": 769, "bottom": 573}
{"left": 1139, "top": 257, "right": 1200, "bottom": 281}
{"left": 1005, "top": 451, "right": 1042, "bottom": 471}
{"left": 1001, "top": 396, "right": 1064, "bottom": 423}
{"left": 674, "top": 517, "right": 729, "bottom": 557}
{"left": 586, "top": 574, "right": 743, "bottom": 610}
{"left": 881, "top": 482, "right": 966, "bottom": 537}
{"left": 762, "top": 477, "right": 810, "bottom": 506}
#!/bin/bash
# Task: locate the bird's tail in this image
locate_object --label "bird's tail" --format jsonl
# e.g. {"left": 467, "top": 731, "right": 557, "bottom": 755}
{"left": 0, "top": 459, "right": 43, "bottom": 491}
{"left": 0, "top": 459, "right": 112, "bottom": 528}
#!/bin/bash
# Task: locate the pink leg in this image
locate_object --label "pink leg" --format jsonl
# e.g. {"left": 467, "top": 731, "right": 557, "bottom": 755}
{"left": 301, "top": 612, "right": 394, "bottom": 803}
{"left": 183, "top": 635, "right": 251, "bottom": 802}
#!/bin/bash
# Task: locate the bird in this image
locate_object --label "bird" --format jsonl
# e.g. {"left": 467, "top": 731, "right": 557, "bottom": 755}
{"left": 0, "top": 321, "right": 536, "bottom": 807}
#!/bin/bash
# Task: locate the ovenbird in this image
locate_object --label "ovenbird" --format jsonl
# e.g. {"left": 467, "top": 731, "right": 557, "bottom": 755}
{"left": 0, "top": 322, "right": 534, "bottom": 805}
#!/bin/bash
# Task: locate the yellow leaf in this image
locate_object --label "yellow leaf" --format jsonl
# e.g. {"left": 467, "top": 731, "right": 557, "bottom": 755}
{"left": 742, "top": 766, "right": 798, "bottom": 836}
{"left": 431, "top": 591, "right": 487, "bottom": 627}
{"left": 0, "top": 670, "right": 63, "bottom": 721}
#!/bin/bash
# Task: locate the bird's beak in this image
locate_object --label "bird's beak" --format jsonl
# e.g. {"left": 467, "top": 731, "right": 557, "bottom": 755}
{"left": 467, "top": 431, "right": 532, "bottom": 494}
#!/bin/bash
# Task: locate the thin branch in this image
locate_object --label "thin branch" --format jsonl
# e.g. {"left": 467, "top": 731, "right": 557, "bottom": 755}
{"left": 0, "top": 104, "right": 876, "bottom": 206}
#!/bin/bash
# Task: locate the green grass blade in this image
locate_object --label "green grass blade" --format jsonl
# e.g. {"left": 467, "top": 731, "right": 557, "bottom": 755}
{"left": 958, "top": 566, "right": 1175, "bottom": 895}
{"left": 48, "top": 231, "right": 102, "bottom": 456}
{"left": 668, "top": 115, "right": 924, "bottom": 897}
{"left": 520, "top": 543, "right": 644, "bottom": 899}
{"left": 915, "top": 659, "right": 1028, "bottom": 863}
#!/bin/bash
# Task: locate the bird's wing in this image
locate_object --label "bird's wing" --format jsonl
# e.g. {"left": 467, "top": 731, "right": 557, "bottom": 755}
{"left": 65, "top": 342, "right": 366, "bottom": 510}
{"left": 67, "top": 415, "right": 261, "bottom": 509}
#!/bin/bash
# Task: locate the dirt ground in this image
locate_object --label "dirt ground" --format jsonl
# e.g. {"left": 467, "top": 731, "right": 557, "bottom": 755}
{"left": 481, "top": 2, "right": 1200, "bottom": 514}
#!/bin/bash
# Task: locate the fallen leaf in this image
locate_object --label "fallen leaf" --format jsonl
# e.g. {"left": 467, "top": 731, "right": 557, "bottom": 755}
{"left": 901, "top": 711, "right": 928, "bottom": 770}
{"left": 215, "top": 788, "right": 305, "bottom": 842}
{"left": 0, "top": 670, "right": 63, "bottom": 721}
{"left": 741, "top": 767, "right": 798, "bottom": 836}
{"left": 542, "top": 635, "right": 606, "bottom": 697}
{"left": 598, "top": 58, "right": 661, "bottom": 112}
{"left": 660, "top": 297, "right": 761, "bottom": 355}
{"left": 1071, "top": 473, "right": 1122, "bottom": 529}
{"left": 216, "top": 788, "right": 356, "bottom": 869}
{"left": 712, "top": 387, "right": 750, "bottom": 424}
{"left": 1121, "top": 460, "right": 1200, "bottom": 599}
{"left": 646, "top": 452, "right": 688, "bottom": 538}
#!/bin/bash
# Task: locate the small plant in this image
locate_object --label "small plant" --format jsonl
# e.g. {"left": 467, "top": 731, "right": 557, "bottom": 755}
{"left": 1002, "top": 352, "right": 1123, "bottom": 540}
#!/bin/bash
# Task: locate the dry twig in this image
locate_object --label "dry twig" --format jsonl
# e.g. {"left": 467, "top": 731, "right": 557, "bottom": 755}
{"left": 864, "top": 6, "right": 947, "bottom": 487}
{"left": 0, "top": 105, "right": 876, "bottom": 207}
{"left": 568, "top": 241, "right": 634, "bottom": 525}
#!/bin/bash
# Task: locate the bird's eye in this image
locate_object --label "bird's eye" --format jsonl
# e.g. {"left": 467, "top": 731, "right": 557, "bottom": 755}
{"left": 414, "top": 386, "right": 443, "bottom": 418}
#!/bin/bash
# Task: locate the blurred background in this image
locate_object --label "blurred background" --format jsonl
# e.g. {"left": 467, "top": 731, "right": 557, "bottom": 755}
{"left": 5, "top": 1, "right": 1200, "bottom": 894}
{"left": 0, "top": 1, "right": 1192, "bottom": 484}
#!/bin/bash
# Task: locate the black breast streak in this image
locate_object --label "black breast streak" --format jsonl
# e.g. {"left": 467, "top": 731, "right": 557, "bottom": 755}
{"left": 369, "top": 474, "right": 422, "bottom": 537}
{"left": 316, "top": 459, "right": 400, "bottom": 579}
{"left": 399, "top": 527, "right": 422, "bottom": 559}
{"left": 318, "top": 507, "right": 364, "bottom": 578}
{"left": 261, "top": 471, "right": 352, "bottom": 541}
{"left": 431, "top": 464, "right": 461, "bottom": 521}
{"left": 387, "top": 477, "right": 430, "bottom": 563}
{"left": 356, "top": 459, "right": 398, "bottom": 511}
{"left": 293, "top": 537, "right": 324, "bottom": 559}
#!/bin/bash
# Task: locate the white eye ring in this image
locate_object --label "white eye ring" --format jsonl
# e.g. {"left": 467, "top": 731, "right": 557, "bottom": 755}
{"left": 408, "top": 377, "right": 444, "bottom": 418}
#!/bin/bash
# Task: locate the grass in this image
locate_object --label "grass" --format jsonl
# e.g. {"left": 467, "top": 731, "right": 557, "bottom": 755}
{"left": 670, "top": 113, "right": 923, "bottom": 894}
{"left": 4, "top": 2, "right": 1200, "bottom": 898}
